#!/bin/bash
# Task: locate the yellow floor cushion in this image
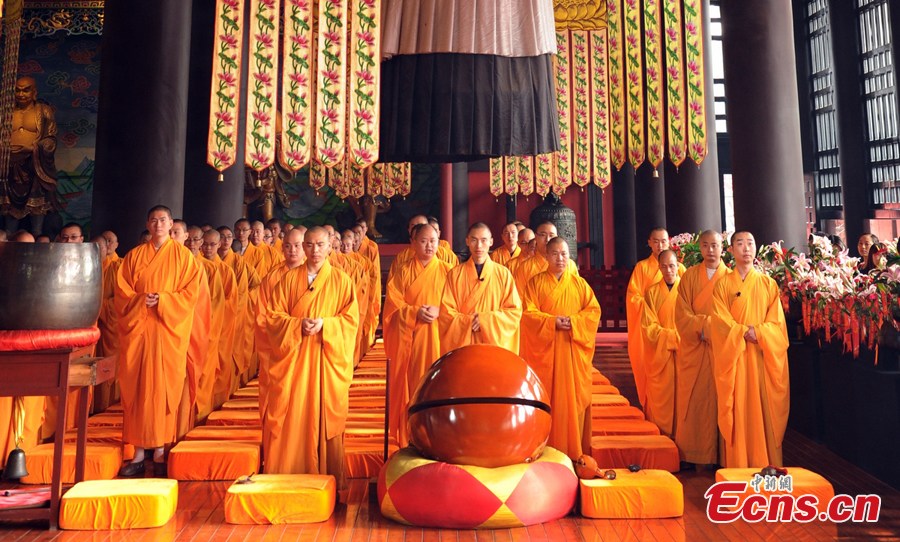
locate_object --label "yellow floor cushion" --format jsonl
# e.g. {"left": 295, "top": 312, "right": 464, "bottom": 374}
{"left": 168, "top": 440, "right": 260, "bottom": 481}
{"left": 715, "top": 467, "right": 835, "bottom": 515}
{"left": 591, "top": 406, "right": 645, "bottom": 420}
{"left": 206, "top": 410, "right": 261, "bottom": 426}
{"left": 21, "top": 443, "right": 122, "bottom": 485}
{"left": 225, "top": 474, "right": 336, "bottom": 524}
{"left": 592, "top": 384, "right": 621, "bottom": 395}
{"left": 378, "top": 446, "right": 577, "bottom": 529}
{"left": 580, "top": 469, "right": 684, "bottom": 518}
{"left": 591, "top": 371, "right": 611, "bottom": 385}
{"left": 591, "top": 394, "right": 630, "bottom": 407}
{"left": 590, "top": 435, "right": 680, "bottom": 473}
{"left": 221, "top": 398, "right": 259, "bottom": 410}
{"left": 59, "top": 478, "right": 178, "bottom": 530}
{"left": 86, "top": 412, "right": 124, "bottom": 428}
{"left": 232, "top": 387, "right": 259, "bottom": 398}
{"left": 184, "top": 426, "right": 262, "bottom": 443}
{"left": 591, "top": 419, "right": 661, "bottom": 436}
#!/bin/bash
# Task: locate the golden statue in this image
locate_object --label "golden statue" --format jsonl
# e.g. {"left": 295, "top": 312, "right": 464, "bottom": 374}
{"left": 1, "top": 76, "right": 59, "bottom": 235}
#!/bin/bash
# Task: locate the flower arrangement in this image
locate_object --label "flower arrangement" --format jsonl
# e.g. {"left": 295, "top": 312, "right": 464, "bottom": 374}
{"left": 669, "top": 231, "right": 900, "bottom": 358}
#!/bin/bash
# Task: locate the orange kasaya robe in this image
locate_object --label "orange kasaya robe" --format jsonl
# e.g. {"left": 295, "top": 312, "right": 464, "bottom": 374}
{"left": 438, "top": 258, "right": 522, "bottom": 355}
{"left": 521, "top": 268, "right": 601, "bottom": 459}
{"left": 94, "top": 257, "right": 122, "bottom": 412}
{"left": 342, "top": 252, "right": 371, "bottom": 364}
{"left": 0, "top": 396, "right": 44, "bottom": 468}
{"left": 710, "top": 268, "right": 790, "bottom": 468}
{"left": 255, "top": 261, "right": 293, "bottom": 421}
{"left": 223, "top": 249, "right": 260, "bottom": 389}
{"left": 626, "top": 256, "right": 685, "bottom": 408}
{"left": 264, "top": 261, "right": 359, "bottom": 476}
{"left": 674, "top": 262, "right": 728, "bottom": 464}
{"left": 641, "top": 279, "right": 680, "bottom": 438}
{"left": 383, "top": 256, "right": 452, "bottom": 447}
{"left": 193, "top": 256, "right": 228, "bottom": 421}
{"left": 115, "top": 238, "right": 202, "bottom": 448}
{"left": 208, "top": 254, "right": 239, "bottom": 410}
{"left": 177, "top": 262, "right": 211, "bottom": 438}
{"left": 490, "top": 244, "right": 521, "bottom": 267}
{"left": 437, "top": 239, "right": 459, "bottom": 267}
{"left": 359, "top": 236, "right": 382, "bottom": 349}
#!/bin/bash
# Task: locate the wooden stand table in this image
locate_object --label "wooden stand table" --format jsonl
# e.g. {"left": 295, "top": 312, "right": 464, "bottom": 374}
{"left": 0, "top": 344, "right": 116, "bottom": 530}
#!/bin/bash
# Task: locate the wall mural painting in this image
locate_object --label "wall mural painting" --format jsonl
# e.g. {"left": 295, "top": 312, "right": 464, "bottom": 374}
{"left": 12, "top": 4, "right": 102, "bottom": 233}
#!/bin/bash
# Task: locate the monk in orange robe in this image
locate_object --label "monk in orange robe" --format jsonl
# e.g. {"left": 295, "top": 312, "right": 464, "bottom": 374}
{"left": 674, "top": 230, "right": 727, "bottom": 466}
{"left": 267, "top": 218, "right": 284, "bottom": 252}
{"left": 171, "top": 221, "right": 211, "bottom": 438}
{"left": 219, "top": 224, "right": 260, "bottom": 389}
{"left": 201, "top": 229, "right": 239, "bottom": 411}
{"left": 102, "top": 230, "right": 120, "bottom": 263}
{"left": 255, "top": 228, "right": 305, "bottom": 420}
{"left": 115, "top": 205, "right": 203, "bottom": 476}
{"left": 264, "top": 227, "right": 358, "bottom": 488}
{"left": 427, "top": 216, "right": 459, "bottom": 266}
{"left": 438, "top": 223, "right": 522, "bottom": 354}
{"left": 512, "top": 221, "right": 578, "bottom": 297}
{"left": 383, "top": 223, "right": 452, "bottom": 447}
{"left": 355, "top": 220, "right": 382, "bottom": 350}
{"left": 640, "top": 250, "right": 681, "bottom": 438}
{"left": 521, "top": 238, "right": 600, "bottom": 459}
{"left": 95, "top": 235, "right": 122, "bottom": 412}
{"left": 626, "top": 228, "right": 682, "bottom": 409}
{"left": 490, "top": 222, "right": 521, "bottom": 266}
{"left": 710, "top": 231, "right": 790, "bottom": 468}
{"left": 506, "top": 227, "right": 535, "bottom": 274}
{"left": 340, "top": 229, "right": 371, "bottom": 364}
{"left": 388, "top": 215, "right": 430, "bottom": 278}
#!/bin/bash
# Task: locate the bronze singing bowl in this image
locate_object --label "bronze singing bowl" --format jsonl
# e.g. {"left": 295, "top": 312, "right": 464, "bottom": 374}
{"left": 0, "top": 242, "right": 102, "bottom": 330}
{"left": 407, "top": 344, "right": 551, "bottom": 468}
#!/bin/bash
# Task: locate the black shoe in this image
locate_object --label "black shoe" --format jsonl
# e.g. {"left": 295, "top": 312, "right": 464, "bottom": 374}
{"left": 118, "top": 461, "right": 145, "bottom": 477}
{"left": 153, "top": 461, "right": 167, "bottom": 478}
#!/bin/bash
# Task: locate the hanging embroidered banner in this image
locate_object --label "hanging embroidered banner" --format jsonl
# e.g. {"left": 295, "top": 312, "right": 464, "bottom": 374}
{"left": 348, "top": 159, "right": 366, "bottom": 198}
{"left": 606, "top": 0, "right": 626, "bottom": 170}
{"left": 517, "top": 156, "right": 535, "bottom": 197}
{"left": 368, "top": 163, "right": 385, "bottom": 197}
{"left": 280, "top": 0, "right": 315, "bottom": 172}
{"left": 309, "top": 157, "right": 327, "bottom": 191}
{"left": 245, "top": 0, "right": 280, "bottom": 171}
{"left": 663, "top": 0, "right": 687, "bottom": 167}
{"left": 208, "top": 0, "right": 245, "bottom": 172}
{"left": 643, "top": 0, "right": 665, "bottom": 169}
{"left": 571, "top": 30, "right": 592, "bottom": 188}
{"left": 386, "top": 163, "right": 410, "bottom": 198}
{"left": 489, "top": 157, "right": 505, "bottom": 198}
{"left": 554, "top": 31, "right": 573, "bottom": 192}
{"left": 684, "top": 0, "right": 708, "bottom": 165}
{"left": 316, "top": 0, "right": 348, "bottom": 166}
{"left": 329, "top": 157, "right": 351, "bottom": 199}
{"left": 504, "top": 156, "right": 519, "bottom": 197}
{"left": 623, "top": 0, "right": 645, "bottom": 170}
{"left": 590, "top": 29, "right": 612, "bottom": 189}
{"left": 348, "top": 0, "right": 380, "bottom": 167}
{"left": 535, "top": 153, "right": 554, "bottom": 197}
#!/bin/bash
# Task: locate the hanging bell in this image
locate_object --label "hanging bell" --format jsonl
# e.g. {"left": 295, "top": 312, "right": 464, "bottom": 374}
{"left": 3, "top": 446, "right": 28, "bottom": 481}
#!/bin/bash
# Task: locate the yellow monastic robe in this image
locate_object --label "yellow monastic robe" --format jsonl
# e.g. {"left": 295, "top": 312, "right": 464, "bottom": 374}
{"left": 344, "top": 252, "right": 371, "bottom": 364}
{"left": 194, "top": 257, "right": 227, "bottom": 421}
{"left": 383, "top": 256, "right": 452, "bottom": 447}
{"left": 490, "top": 245, "right": 521, "bottom": 266}
{"left": 359, "top": 236, "right": 382, "bottom": 349}
{"left": 115, "top": 239, "right": 202, "bottom": 448}
{"left": 223, "top": 249, "right": 260, "bottom": 387}
{"left": 94, "top": 257, "right": 122, "bottom": 412}
{"left": 273, "top": 238, "right": 283, "bottom": 253}
{"left": 209, "top": 255, "right": 238, "bottom": 409}
{"left": 626, "top": 256, "right": 685, "bottom": 408}
{"left": 710, "top": 268, "right": 790, "bottom": 468}
{"left": 641, "top": 279, "right": 680, "bottom": 438}
{"left": 265, "top": 262, "right": 359, "bottom": 476}
{"left": 674, "top": 262, "right": 727, "bottom": 464}
{"left": 437, "top": 239, "right": 459, "bottom": 267}
{"left": 255, "top": 261, "right": 292, "bottom": 421}
{"left": 512, "top": 255, "right": 578, "bottom": 298}
{"left": 177, "top": 265, "right": 211, "bottom": 438}
{"left": 438, "top": 258, "right": 522, "bottom": 354}
{"left": 521, "top": 268, "right": 601, "bottom": 459}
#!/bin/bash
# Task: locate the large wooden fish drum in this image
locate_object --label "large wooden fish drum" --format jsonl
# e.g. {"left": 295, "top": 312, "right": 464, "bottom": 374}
{"left": 0, "top": 242, "right": 102, "bottom": 330}
{"left": 407, "top": 345, "right": 551, "bottom": 468}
